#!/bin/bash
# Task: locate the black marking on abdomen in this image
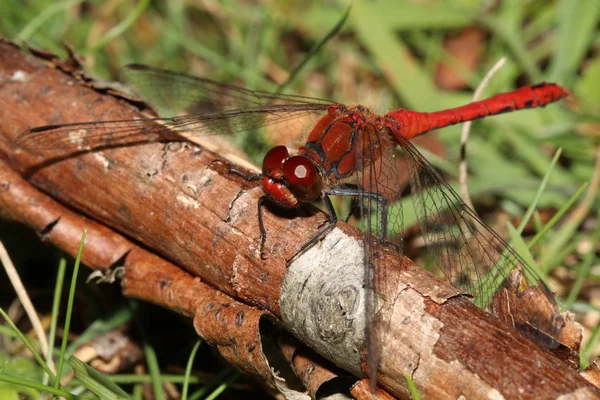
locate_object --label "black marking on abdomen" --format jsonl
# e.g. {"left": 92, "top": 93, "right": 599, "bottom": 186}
{"left": 530, "top": 82, "right": 547, "bottom": 89}
{"left": 494, "top": 106, "right": 514, "bottom": 115}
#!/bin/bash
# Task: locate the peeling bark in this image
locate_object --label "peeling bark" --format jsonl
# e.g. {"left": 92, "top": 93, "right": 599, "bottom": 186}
{"left": 0, "top": 38, "right": 598, "bottom": 399}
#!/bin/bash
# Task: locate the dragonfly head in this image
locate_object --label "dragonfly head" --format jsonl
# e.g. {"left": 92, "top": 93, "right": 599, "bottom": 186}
{"left": 261, "top": 145, "right": 322, "bottom": 208}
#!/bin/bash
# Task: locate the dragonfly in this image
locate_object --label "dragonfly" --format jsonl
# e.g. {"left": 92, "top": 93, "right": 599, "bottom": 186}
{"left": 16, "top": 64, "right": 568, "bottom": 392}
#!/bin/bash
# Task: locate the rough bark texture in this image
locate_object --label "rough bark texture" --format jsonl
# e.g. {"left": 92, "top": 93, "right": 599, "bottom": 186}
{"left": 1, "top": 38, "right": 598, "bottom": 399}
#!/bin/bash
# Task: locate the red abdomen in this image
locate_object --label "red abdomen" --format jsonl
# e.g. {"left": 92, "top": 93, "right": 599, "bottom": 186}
{"left": 385, "top": 83, "right": 569, "bottom": 140}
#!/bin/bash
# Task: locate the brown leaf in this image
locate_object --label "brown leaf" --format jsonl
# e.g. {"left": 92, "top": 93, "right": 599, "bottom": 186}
{"left": 436, "top": 27, "right": 485, "bottom": 90}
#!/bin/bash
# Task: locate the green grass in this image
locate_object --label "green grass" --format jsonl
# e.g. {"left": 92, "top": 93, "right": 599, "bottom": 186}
{"left": 1, "top": 0, "right": 599, "bottom": 397}
{"left": 0, "top": 233, "right": 237, "bottom": 399}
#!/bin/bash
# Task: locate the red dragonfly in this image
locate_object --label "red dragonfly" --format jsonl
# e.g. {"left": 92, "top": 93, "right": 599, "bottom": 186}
{"left": 17, "top": 65, "right": 568, "bottom": 391}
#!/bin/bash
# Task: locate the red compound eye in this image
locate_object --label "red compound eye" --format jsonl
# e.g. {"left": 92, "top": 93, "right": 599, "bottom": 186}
{"left": 282, "top": 156, "right": 322, "bottom": 202}
{"left": 262, "top": 145, "right": 289, "bottom": 176}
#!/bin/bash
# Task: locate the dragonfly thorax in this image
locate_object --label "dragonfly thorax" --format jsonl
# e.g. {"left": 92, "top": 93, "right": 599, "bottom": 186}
{"left": 302, "top": 105, "right": 387, "bottom": 182}
{"left": 261, "top": 145, "right": 323, "bottom": 208}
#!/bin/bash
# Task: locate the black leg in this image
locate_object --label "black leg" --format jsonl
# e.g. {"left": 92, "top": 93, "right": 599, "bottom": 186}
{"left": 288, "top": 195, "right": 339, "bottom": 262}
{"left": 257, "top": 196, "right": 269, "bottom": 259}
{"left": 344, "top": 197, "right": 360, "bottom": 223}
{"left": 336, "top": 184, "right": 361, "bottom": 223}
{"left": 288, "top": 188, "right": 393, "bottom": 262}
{"left": 253, "top": 183, "right": 391, "bottom": 260}
{"left": 228, "top": 168, "right": 266, "bottom": 256}
{"left": 229, "top": 168, "right": 262, "bottom": 182}
{"left": 326, "top": 188, "right": 389, "bottom": 243}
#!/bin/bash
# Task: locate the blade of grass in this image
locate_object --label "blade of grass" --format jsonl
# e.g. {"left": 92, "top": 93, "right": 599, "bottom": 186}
{"left": 240, "top": 7, "right": 267, "bottom": 90}
{"left": 501, "top": 126, "right": 571, "bottom": 185}
{"left": 527, "top": 182, "right": 588, "bottom": 249}
{"left": 0, "top": 326, "right": 60, "bottom": 359}
{"left": 278, "top": 5, "right": 351, "bottom": 92}
{"left": 542, "top": 147, "right": 600, "bottom": 271}
{"left": 165, "top": 30, "right": 278, "bottom": 92}
{"left": 564, "top": 224, "right": 600, "bottom": 309}
{"left": 581, "top": 305, "right": 600, "bottom": 369}
{"left": 351, "top": 1, "right": 468, "bottom": 110}
{"left": 507, "top": 224, "right": 545, "bottom": 285}
{"left": 66, "top": 308, "right": 133, "bottom": 355}
{"left": 143, "top": 340, "right": 163, "bottom": 399}
{"left": 551, "top": 235, "right": 585, "bottom": 268}
{"left": 0, "top": 309, "right": 57, "bottom": 386}
{"left": 133, "top": 374, "right": 143, "bottom": 400}
{"left": 182, "top": 341, "right": 202, "bottom": 400}
{"left": 83, "top": 0, "right": 150, "bottom": 53}
{"left": 188, "top": 366, "right": 236, "bottom": 400}
{"left": 133, "top": 301, "right": 164, "bottom": 400}
{"left": 515, "top": 148, "right": 562, "bottom": 235}
{"left": 0, "top": 374, "right": 77, "bottom": 400}
{"left": 16, "top": 0, "right": 84, "bottom": 41}
{"left": 54, "top": 230, "right": 87, "bottom": 387}
{"left": 69, "top": 356, "right": 132, "bottom": 399}
{"left": 204, "top": 371, "right": 241, "bottom": 400}
{"left": 548, "top": 0, "right": 600, "bottom": 85}
{"left": 474, "top": 148, "right": 562, "bottom": 305}
{"left": 345, "top": 0, "right": 473, "bottom": 31}
{"left": 477, "top": 13, "right": 542, "bottom": 82}
{"left": 43, "top": 258, "right": 66, "bottom": 388}
{"left": 404, "top": 375, "right": 421, "bottom": 400}
{"left": 110, "top": 374, "right": 206, "bottom": 384}
{"left": 0, "top": 239, "right": 51, "bottom": 371}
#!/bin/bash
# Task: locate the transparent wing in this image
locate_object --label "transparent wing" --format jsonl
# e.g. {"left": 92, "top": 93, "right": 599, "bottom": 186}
{"left": 395, "top": 135, "right": 545, "bottom": 307}
{"left": 121, "top": 64, "right": 333, "bottom": 114}
{"left": 354, "top": 125, "right": 406, "bottom": 391}
{"left": 16, "top": 104, "right": 330, "bottom": 155}
{"left": 396, "top": 136, "right": 569, "bottom": 348}
{"left": 16, "top": 64, "right": 334, "bottom": 156}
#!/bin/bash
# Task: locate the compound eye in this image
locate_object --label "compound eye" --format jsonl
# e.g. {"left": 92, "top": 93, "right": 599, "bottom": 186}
{"left": 262, "top": 145, "right": 289, "bottom": 175}
{"left": 282, "top": 156, "right": 322, "bottom": 202}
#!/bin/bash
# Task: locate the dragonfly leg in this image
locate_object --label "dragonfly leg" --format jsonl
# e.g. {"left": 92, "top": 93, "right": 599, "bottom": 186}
{"left": 344, "top": 197, "right": 360, "bottom": 223}
{"left": 230, "top": 169, "right": 340, "bottom": 260}
{"left": 336, "top": 184, "right": 361, "bottom": 223}
{"left": 228, "top": 168, "right": 266, "bottom": 256}
{"left": 257, "top": 196, "right": 269, "bottom": 259}
{"left": 288, "top": 195, "right": 339, "bottom": 263}
{"left": 228, "top": 167, "right": 262, "bottom": 182}
{"left": 326, "top": 188, "right": 389, "bottom": 243}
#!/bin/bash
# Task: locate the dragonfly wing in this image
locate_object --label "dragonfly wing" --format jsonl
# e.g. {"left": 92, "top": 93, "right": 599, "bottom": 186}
{"left": 121, "top": 64, "right": 334, "bottom": 114}
{"left": 354, "top": 125, "right": 407, "bottom": 390}
{"left": 17, "top": 64, "right": 334, "bottom": 157}
{"left": 396, "top": 135, "right": 542, "bottom": 302}
{"left": 16, "top": 104, "right": 330, "bottom": 157}
{"left": 393, "top": 135, "right": 568, "bottom": 348}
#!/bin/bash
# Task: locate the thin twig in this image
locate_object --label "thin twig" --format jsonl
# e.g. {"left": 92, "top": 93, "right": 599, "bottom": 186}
{"left": 458, "top": 57, "right": 507, "bottom": 209}
{"left": 0, "top": 240, "right": 56, "bottom": 374}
